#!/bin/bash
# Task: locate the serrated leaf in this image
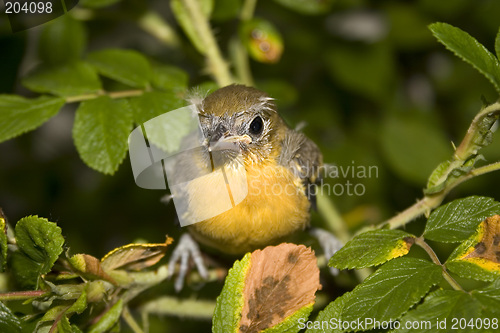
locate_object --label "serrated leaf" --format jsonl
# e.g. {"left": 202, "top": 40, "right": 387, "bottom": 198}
{"left": 39, "top": 15, "right": 86, "bottom": 65}
{"left": 394, "top": 290, "right": 481, "bottom": 333}
{"left": 472, "top": 278, "right": 500, "bottom": 314}
{"left": 101, "top": 237, "right": 173, "bottom": 271}
{"left": 271, "top": 0, "right": 333, "bottom": 15}
{"left": 342, "top": 257, "right": 442, "bottom": 330}
{"left": 57, "top": 315, "right": 73, "bottom": 333}
{"left": 73, "top": 96, "right": 133, "bottom": 174}
{"left": 86, "top": 49, "right": 151, "bottom": 88}
{"left": 129, "top": 91, "right": 185, "bottom": 125}
{"left": 239, "top": 19, "right": 284, "bottom": 63}
{"left": 446, "top": 215, "right": 500, "bottom": 281}
{"left": 429, "top": 22, "right": 500, "bottom": 93}
{"left": 0, "top": 301, "right": 22, "bottom": 333}
{"left": 213, "top": 253, "right": 249, "bottom": 332}
{"left": 0, "top": 209, "right": 8, "bottom": 272}
{"left": 305, "top": 292, "right": 353, "bottom": 333}
{"left": 329, "top": 230, "right": 415, "bottom": 270}
{"left": 22, "top": 62, "right": 102, "bottom": 97}
{"left": 87, "top": 299, "right": 123, "bottom": 333}
{"left": 0, "top": 95, "right": 65, "bottom": 143}
{"left": 13, "top": 216, "right": 64, "bottom": 289}
{"left": 213, "top": 244, "right": 321, "bottom": 333}
{"left": 67, "top": 288, "right": 88, "bottom": 315}
{"left": 150, "top": 65, "right": 189, "bottom": 93}
{"left": 424, "top": 196, "right": 500, "bottom": 242}
{"left": 171, "top": 0, "right": 214, "bottom": 54}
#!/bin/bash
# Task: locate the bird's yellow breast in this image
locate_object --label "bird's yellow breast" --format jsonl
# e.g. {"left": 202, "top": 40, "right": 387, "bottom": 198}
{"left": 187, "top": 159, "right": 310, "bottom": 254}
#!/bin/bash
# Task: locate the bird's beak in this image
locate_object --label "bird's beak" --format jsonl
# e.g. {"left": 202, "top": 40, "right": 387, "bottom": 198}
{"left": 207, "top": 134, "right": 252, "bottom": 152}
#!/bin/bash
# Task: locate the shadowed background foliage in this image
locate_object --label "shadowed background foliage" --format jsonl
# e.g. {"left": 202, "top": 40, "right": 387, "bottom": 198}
{"left": 1, "top": 0, "right": 500, "bottom": 330}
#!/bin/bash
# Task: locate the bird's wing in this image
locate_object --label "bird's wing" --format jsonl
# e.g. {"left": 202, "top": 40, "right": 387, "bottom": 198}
{"left": 278, "top": 130, "right": 323, "bottom": 208}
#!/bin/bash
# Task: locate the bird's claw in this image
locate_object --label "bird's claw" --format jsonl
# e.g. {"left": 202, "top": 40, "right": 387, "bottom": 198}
{"left": 310, "top": 228, "right": 343, "bottom": 275}
{"left": 168, "top": 233, "right": 208, "bottom": 292}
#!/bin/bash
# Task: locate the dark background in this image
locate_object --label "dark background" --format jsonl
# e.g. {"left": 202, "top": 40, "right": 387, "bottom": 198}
{"left": 1, "top": 0, "right": 500, "bottom": 330}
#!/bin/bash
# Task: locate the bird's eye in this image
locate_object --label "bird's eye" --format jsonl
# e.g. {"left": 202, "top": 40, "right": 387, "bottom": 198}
{"left": 249, "top": 116, "right": 264, "bottom": 135}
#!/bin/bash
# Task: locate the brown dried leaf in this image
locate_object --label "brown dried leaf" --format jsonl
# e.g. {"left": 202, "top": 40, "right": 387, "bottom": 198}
{"left": 239, "top": 243, "right": 321, "bottom": 333}
{"left": 69, "top": 253, "right": 116, "bottom": 284}
{"left": 462, "top": 215, "right": 500, "bottom": 268}
{"left": 101, "top": 236, "right": 173, "bottom": 271}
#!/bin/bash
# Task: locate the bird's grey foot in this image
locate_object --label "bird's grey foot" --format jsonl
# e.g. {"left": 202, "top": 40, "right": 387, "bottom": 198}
{"left": 168, "top": 233, "right": 208, "bottom": 292}
{"left": 310, "top": 227, "right": 343, "bottom": 275}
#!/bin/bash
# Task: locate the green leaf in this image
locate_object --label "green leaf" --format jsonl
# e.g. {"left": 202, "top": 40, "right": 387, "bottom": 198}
{"left": 129, "top": 91, "right": 185, "bottom": 125}
{"left": 67, "top": 288, "right": 88, "bottom": 315}
{"left": 79, "top": 0, "right": 122, "bottom": 8}
{"left": 213, "top": 253, "right": 251, "bottom": 332}
{"left": 0, "top": 301, "right": 22, "bottom": 333}
{"left": 57, "top": 315, "right": 73, "bottom": 333}
{"left": 395, "top": 290, "right": 481, "bottom": 333}
{"left": 171, "top": 0, "right": 214, "bottom": 54}
{"left": 271, "top": 0, "right": 333, "bottom": 15}
{"left": 22, "top": 62, "right": 102, "bottom": 97}
{"left": 445, "top": 215, "right": 500, "bottom": 281}
{"left": 342, "top": 257, "right": 442, "bottom": 329}
{"left": 305, "top": 292, "right": 352, "bottom": 333}
{"left": 13, "top": 216, "right": 64, "bottom": 288}
{"left": 424, "top": 196, "right": 500, "bottom": 242}
{"left": 0, "top": 210, "right": 8, "bottom": 272}
{"left": 88, "top": 299, "right": 123, "bottom": 333}
{"left": 150, "top": 65, "right": 189, "bottom": 93}
{"left": 329, "top": 229, "right": 415, "bottom": 270}
{"left": 39, "top": 15, "right": 86, "bottom": 65}
{"left": 0, "top": 95, "right": 65, "bottom": 143}
{"left": 425, "top": 155, "right": 484, "bottom": 195}
{"left": 73, "top": 96, "right": 133, "bottom": 175}
{"left": 86, "top": 49, "right": 151, "bottom": 88}
{"left": 472, "top": 278, "right": 500, "bottom": 313}
{"left": 429, "top": 22, "right": 500, "bottom": 93}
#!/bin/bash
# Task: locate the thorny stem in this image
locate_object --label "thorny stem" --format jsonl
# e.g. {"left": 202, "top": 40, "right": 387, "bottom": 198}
{"left": 232, "top": 0, "right": 258, "bottom": 86}
{"left": 383, "top": 102, "right": 500, "bottom": 230}
{"left": 415, "top": 237, "right": 464, "bottom": 291}
{"left": 64, "top": 89, "right": 145, "bottom": 103}
{"left": 181, "top": 0, "right": 233, "bottom": 86}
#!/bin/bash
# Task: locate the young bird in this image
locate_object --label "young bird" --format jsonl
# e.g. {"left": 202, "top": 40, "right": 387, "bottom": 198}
{"left": 168, "top": 84, "right": 341, "bottom": 290}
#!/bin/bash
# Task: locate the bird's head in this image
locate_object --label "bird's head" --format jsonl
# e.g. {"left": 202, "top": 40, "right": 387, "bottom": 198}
{"left": 191, "top": 84, "right": 287, "bottom": 165}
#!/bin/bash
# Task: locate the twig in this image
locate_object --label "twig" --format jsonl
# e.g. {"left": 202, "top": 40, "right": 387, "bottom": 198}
{"left": 181, "top": 0, "right": 233, "bottom": 86}
{"left": 415, "top": 237, "right": 464, "bottom": 291}
{"left": 122, "top": 306, "right": 145, "bottom": 333}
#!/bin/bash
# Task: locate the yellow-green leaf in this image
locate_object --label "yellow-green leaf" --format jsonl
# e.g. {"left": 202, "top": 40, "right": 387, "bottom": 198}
{"left": 329, "top": 229, "right": 415, "bottom": 270}
{"left": 446, "top": 215, "right": 500, "bottom": 281}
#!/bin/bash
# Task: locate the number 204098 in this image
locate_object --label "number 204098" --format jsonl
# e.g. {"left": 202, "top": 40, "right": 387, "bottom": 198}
{"left": 5, "top": 2, "right": 53, "bottom": 14}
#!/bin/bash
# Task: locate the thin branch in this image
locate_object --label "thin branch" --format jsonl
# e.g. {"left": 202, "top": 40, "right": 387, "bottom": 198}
{"left": 415, "top": 237, "right": 464, "bottom": 291}
{"left": 65, "top": 89, "right": 145, "bottom": 103}
{"left": 122, "top": 306, "right": 145, "bottom": 333}
{"left": 181, "top": 0, "right": 233, "bottom": 86}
